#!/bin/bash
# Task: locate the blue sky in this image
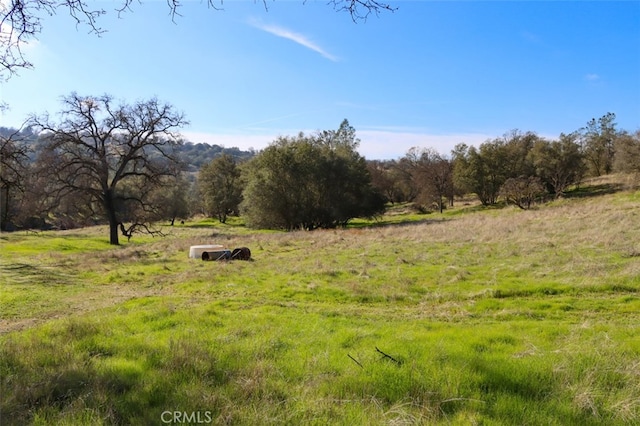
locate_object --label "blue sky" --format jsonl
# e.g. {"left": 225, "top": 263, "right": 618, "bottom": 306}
{"left": 1, "top": 0, "right": 639, "bottom": 159}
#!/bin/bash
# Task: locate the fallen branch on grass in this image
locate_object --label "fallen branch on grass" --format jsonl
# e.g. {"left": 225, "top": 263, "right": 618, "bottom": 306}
{"left": 348, "top": 354, "right": 364, "bottom": 369}
{"left": 376, "top": 346, "right": 402, "bottom": 365}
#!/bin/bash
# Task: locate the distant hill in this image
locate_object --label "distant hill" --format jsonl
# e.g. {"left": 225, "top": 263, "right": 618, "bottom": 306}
{"left": 0, "top": 126, "right": 255, "bottom": 172}
{"left": 177, "top": 142, "right": 255, "bottom": 172}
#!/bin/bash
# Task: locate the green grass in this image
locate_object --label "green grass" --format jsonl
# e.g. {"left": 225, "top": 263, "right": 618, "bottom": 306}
{"left": 1, "top": 179, "right": 639, "bottom": 425}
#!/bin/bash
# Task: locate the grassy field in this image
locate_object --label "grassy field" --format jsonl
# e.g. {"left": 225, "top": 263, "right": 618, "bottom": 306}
{"left": 1, "top": 177, "right": 639, "bottom": 425}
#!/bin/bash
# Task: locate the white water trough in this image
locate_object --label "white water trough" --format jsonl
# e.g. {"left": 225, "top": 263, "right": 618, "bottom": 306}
{"left": 189, "top": 244, "right": 224, "bottom": 259}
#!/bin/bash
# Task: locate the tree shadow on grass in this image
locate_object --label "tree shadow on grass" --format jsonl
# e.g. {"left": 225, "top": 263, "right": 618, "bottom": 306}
{"left": 445, "top": 353, "right": 606, "bottom": 425}
{"left": 564, "top": 182, "right": 625, "bottom": 199}
{"left": 348, "top": 217, "right": 450, "bottom": 229}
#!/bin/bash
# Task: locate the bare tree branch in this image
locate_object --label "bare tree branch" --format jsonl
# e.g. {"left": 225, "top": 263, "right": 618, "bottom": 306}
{"left": 1, "top": 0, "right": 107, "bottom": 79}
{"left": 347, "top": 353, "right": 364, "bottom": 369}
{"left": 1, "top": 0, "right": 394, "bottom": 79}
{"left": 327, "top": 0, "right": 396, "bottom": 22}
{"left": 119, "top": 221, "right": 165, "bottom": 241}
{"left": 375, "top": 346, "right": 402, "bottom": 365}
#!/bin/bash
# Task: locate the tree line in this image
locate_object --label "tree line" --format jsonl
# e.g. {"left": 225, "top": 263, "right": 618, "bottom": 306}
{"left": 368, "top": 115, "right": 639, "bottom": 211}
{"left": 2, "top": 93, "right": 639, "bottom": 244}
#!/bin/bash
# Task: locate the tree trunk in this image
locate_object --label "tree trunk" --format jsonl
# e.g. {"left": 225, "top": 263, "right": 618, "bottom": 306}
{"left": 104, "top": 189, "right": 120, "bottom": 245}
{"left": 1, "top": 186, "right": 10, "bottom": 230}
{"left": 109, "top": 220, "right": 119, "bottom": 245}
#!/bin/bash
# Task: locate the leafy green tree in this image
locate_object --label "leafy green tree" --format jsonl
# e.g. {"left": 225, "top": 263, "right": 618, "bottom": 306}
{"left": 581, "top": 112, "right": 618, "bottom": 176}
{"left": 453, "top": 141, "right": 506, "bottom": 205}
{"left": 613, "top": 130, "right": 640, "bottom": 174}
{"left": 30, "top": 93, "right": 188, "bottom": 245}
{"left": 241, "top": 134, "right": 318, "bottom": 230}
{"left": 501, "top": 129, "right": 538, "bottom": 178}
{"left": 241, "top": 120, "right": 385, "bottom": 230}
{"left": 150, "top": 173, "right": 191, "bottom": 225}
{"left": 451, "top": 143, "right": 471, "bottom": 197}
{"left": 313, "top": 120, "right": 386, "bottom": 227}
{"left": 530, "top": 133, "right": 584, "bottom": 198}
{"left": 452, "top": 131, "right": 538, "bottom": 205}
{"left": 198, "top": 154, "right": 244, "bottom": 223}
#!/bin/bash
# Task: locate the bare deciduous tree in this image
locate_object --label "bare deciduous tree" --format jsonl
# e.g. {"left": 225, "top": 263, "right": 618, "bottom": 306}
{"left": 30, "top": 92, "right": 188, "bottom": 245}
{"left": 0, "top": 126, "right": 31, "bottom": 229}
{"left": 198, "top": 154, "right": 244, "bottom": 224}
{"left": 403, "top": 147, "right": 453, "bottom": 213}
{"left": 580, "top": 112, "right": 618, "bottom": 177}
{"left": 500, "top": 176, "right": 545, "bottom": 210}
{"left": 367, "top": 160, "right": 404, "bottom": 204}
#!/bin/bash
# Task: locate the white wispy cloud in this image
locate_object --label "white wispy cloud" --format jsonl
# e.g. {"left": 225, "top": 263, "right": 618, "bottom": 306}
{"left": 248, "top": 18, "right": 338, "bottom": 62}
{"left": 584, "top": 73, "right": 600, "bottom": 81}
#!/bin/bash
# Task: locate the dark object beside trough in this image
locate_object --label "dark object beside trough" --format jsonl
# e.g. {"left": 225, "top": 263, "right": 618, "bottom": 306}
{"left": 201, "top": 247, "right": 251, "bottom": 261}
{"left": 231, "top": 247, "right": 251, "bottom": 261}
{"left": 201, "top": 250, "right": 231, "bottom": 261}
